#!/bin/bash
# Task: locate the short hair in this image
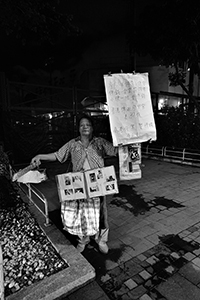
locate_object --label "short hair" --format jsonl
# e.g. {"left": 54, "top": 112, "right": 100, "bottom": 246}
{"left": 77, "top": 113, "right": 94, "bottom": 128}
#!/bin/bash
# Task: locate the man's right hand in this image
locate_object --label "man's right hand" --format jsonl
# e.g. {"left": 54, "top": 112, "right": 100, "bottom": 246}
{"left": 31, "top": 155, "right": 41, "bottom": 168}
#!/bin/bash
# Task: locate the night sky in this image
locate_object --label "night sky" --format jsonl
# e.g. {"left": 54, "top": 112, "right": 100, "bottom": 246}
{"left": 0, "top": 0, "right": 153, "bottom": 71}
{"left": 0, "top": 0, "right": 150, "bottom": 73}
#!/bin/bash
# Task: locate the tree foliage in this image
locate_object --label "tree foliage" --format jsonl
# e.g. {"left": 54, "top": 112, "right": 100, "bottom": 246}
{"left": 0, "top": 0, "right": 79, "bottom": 45}
{"left": 130, "top": 0, "right": 200, "bottom": 107}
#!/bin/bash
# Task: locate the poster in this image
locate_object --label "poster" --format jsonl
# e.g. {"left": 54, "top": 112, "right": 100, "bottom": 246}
{"left": 118, "top": 144, "right": 141, "bottom": 180}
{"left": 104, "top": 72, "right": 157, "bottom": 146}
{"left": 56, "top": 172, "right": 86, "bottom": 201}
{"left": 56, "top": 166, "right": 118, "bottom": 202}
{"left": 85, "top": 165, "right": 118, "bottom": 198}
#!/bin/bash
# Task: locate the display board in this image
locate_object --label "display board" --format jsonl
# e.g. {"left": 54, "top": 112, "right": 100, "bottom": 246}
{"left": 56, "top": 166, "right": 118, "bottom": 202}
{"left": 104, "top": 72, "right": 157, "bottom": 146}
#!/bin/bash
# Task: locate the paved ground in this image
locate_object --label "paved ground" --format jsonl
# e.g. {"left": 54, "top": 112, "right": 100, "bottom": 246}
{"left": 36, "top": 158, "right": 200, "bottom": 300}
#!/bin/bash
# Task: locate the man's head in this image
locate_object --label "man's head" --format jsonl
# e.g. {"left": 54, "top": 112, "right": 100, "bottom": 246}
{"left": 78, "top": 114, "right": 94, "bottom": 138}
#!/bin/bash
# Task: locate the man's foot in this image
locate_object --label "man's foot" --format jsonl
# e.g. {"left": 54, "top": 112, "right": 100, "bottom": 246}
{"left": 76, "top": 242, "right": 86, "bottom": 253}
{"left": 98, "top": 241, "right": 109, "bottom": 254}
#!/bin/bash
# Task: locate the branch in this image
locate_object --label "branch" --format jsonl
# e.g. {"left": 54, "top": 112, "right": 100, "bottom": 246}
{"left": 174, "top": 63, "right": 200, "bottom": 109}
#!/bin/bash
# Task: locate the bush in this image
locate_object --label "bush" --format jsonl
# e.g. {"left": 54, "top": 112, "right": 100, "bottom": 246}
{"left": 155, "top": 105, "right": 200, "bottom": 149}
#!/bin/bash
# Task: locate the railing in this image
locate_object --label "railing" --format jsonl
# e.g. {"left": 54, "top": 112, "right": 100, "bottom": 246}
{"left": 19, "top": 183, "right": 51, "bottom": 227}
{"left": 141, "top": 144, "right": 200, "bottom": 165}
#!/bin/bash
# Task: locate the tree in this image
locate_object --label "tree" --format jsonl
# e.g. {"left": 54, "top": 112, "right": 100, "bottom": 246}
{"left": 0, "top": 0, "right": 79, "bottom": 45}
{"left": 129, "top": 0, "right": 200, "bottom": 109}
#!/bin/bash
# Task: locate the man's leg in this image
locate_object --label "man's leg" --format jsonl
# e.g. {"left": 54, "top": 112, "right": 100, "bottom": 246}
{"left": 77, "top": 235, "right": 90, "bottom": 253}
{"left": 96, "top": 196, "right": 109, "bottom": 254}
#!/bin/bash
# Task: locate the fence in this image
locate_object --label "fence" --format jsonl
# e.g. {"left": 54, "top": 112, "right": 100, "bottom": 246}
{"left": 1, "top": 79, "right": 111, "bottom": 165}
{"left": 142, "top": 143, "right": 200, "bottom": 166}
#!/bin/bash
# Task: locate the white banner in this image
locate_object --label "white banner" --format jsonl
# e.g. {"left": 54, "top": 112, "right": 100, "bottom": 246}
{"left": 104, "top": 73, "right": 157, "bottom": 146}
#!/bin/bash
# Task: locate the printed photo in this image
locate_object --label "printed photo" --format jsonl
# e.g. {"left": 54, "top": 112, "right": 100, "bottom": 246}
{"left": 72, "top": 175, "right": 82, "bottom": 183}
{"left": 89, "top": 172, "right": 96, "bottom": 182}
{"left": 64, "top": 175, "right": 71, "bottom": 186}
{"left": 64, "top": 189, "right": 73, "bottom": 195}
{"left": 74, "top": 188, "right": 84, "bottom": 194}
{"left": 106, "top": 174, "right": 115, "bottom": 182}
{"left": 128, "top": 145, "right": 140, "bottom": 162}
{"left": 90, "top": 185, "right": 100, "bottom": 193}
{"left": 106, "top": 183, "right": 115, "bottom": 191}
{"left": 97, "top": 170, "right": 103, "bottom": 179}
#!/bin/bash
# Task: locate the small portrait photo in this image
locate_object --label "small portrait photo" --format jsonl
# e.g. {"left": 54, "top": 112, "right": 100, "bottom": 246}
{"left": 106, "top": 174, "right": 115, "bottom": 182}
{"left": 106, "top": 183, "right": 115, "bottom": 191}
{"left": 64, "top": 189, "right": 73, "bottom": 196}
{"left": 128, "top": 146, "right": 140, "bottom": 162}
{"left": 72, "top": 175, "right": 82, "bottom": 183}
{"left": 97, "top": 170, "right": 103, "bottom": 180}
{"left": 90, "top": 185, "right": 99, "bottom": 193}
{"left": 64, "top": 175, "right": 71, "bottom": 186}
{"left": 74, "top": 188, "right": 84, "bottom": 194}
{"left": 89, "top": 172, "right": 96, "bottom": 183}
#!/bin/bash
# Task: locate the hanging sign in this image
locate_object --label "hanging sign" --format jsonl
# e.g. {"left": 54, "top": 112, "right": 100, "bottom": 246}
{"left": 104, "top": 72, "right": 157, "bottom": 146}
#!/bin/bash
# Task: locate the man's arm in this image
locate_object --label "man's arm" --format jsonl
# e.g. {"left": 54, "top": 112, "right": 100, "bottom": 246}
{"left": 31, "top": 153, "right": 57, "bottom": 167}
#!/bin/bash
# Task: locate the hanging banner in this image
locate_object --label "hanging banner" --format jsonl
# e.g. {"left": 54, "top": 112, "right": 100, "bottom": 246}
{"left": 119, "top": 143, "right": 142, "bottom": 180}
{"left": 104, "top": 72, "right": 157, "bottom": 146}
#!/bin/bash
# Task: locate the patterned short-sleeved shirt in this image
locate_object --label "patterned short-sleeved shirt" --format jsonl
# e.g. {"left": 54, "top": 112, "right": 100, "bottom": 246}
{"left": 54, "top": 136, "right": 117, "bottom": 172}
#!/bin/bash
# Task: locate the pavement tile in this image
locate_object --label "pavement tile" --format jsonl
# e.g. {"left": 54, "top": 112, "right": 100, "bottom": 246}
{"left": 118, "top": 233, "right": 142, "bottom": 246}
{"left": 124, "top": 259, "right": 143, "bottom": 277}
{"left": 100, "top": 274, "right": 112, "bottom": 283}
{"left": 144, "top": 213, "right": 165, "bottom": 222}
{"left": 139, "top": 294, "right": 153, "bottom": 300}
{"left": 140, "top": 261, "right": 151, "bottom": 269}
{"left": 114, "top": 284, "right": 129, "bottom": 297}
{"left": 105, "top": 259, "right": 119, "bottom": 271}
{"left": 170, "top": 252, "right": 180, "bottom": 259}
{"left": 128, "top": 285, "right": 147, "bottom": 299}
{"left": 165, "top": 265, "right": 175, "bottom": 275}
{"left": 146, "top": 233, "right": 160, "bottom": 245}
{"left": 193, "top": 248, "right": 200, "bottom": 256}
{"left": 124, "top": 246, "right": 141, "bottom": 257}
{"left": 186, "top": 235, "right": 194, "bottom": 241}
{"left": 188, "top": 226, "right": 199, "bottom": 232}
{"left": 66, "top": 281, "right": 110, "bottom": 300}
{"left": 121, "top": 293, "right": 135, "bottom": 300}
{"left": 183, "top": 252, "right": 196, "bottom": 261}
{"left": 132, "top": 274, "right": 145, "bottom": 285}
{"left": 117, "top": 250, "right": 133, "bottom": 265}
{"left": 195, "top": 236, "right": 200, "bottom": 244}
{"left": 179, "top": 262, "right": 200, "bottom": 285}
{"left": 146, "top": 266, "right": 154, "bottom": 275}
{"left": 146, "top": 255, "right": 159, "bottom": 265}
{"left": 124, "top": 278, "right": 138, "bottom": 290}
{"left": 157, "top": 273, "right": 200, "bottom": 300}
{"left": 190, "top": 231, "right": 200, "bottom": 238}
{"left": 139, "top": 270, "right": 152, "bottom": 280}
{"left": 131, "top": 240, "right": 155, "bottom": 254}
{"left": 192, "top": 257, "right": 200, "bottom": 268}
{"left": 137, "top": 254, "right": 147, "bottom": 261}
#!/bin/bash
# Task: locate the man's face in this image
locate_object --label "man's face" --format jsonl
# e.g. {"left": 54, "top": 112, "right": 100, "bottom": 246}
{"left": 79, "top": 118, "right": 93, "bottom": 136}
